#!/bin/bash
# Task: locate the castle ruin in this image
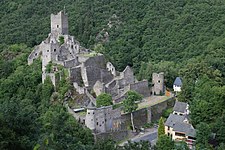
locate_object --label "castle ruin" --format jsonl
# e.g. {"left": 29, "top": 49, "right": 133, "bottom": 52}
{"left": 28, "top": 10, "right": 150, "bottom": 106}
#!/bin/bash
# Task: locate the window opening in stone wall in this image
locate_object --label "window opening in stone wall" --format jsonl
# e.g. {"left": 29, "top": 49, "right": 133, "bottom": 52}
{"left": 47, "top": 50, "right": 49, "bottom": 52}
{"left": 57, "top": 25, "right": 59, "bottom": 28}
{"left": 54, "top": 49, "right": 56, "bottom": 52}
{"left": 158, "top": 80, "right": 160, "bottom": 83}
{"left": 97, "top": 122, "right": 98, "bottom": 125}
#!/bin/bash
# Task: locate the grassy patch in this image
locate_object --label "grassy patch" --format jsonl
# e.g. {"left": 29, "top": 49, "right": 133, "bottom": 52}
{"left": 137, "top": 96, "right": 170, "bottom": 110}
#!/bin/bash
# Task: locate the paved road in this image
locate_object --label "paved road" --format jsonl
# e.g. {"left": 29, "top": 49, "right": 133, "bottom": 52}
{"left": 120, "top": 128, "right": 158, "bottom": 146}
{"left": 132, "top": 131, "right": 157, "bottom": 143}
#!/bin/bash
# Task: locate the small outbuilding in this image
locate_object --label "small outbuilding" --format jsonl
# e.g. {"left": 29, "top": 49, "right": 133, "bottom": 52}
{"left": 173, "top": 77, "right": 182, "bottom": 92}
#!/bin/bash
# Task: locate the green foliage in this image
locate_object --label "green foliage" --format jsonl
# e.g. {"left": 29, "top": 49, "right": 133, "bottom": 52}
{"left": 58, "top": 36, "right": 64, "bottom": 45}
{"left": 0, "top": 44, "right": 93, "bottom": 149}
{"left": 96, "top": 93, "right": 113, "bottom": 107}
{"left": 162, "top": 108, "right": 173, "bottom": 118}
{"left": 38, "top": 105, "right": 94, "bottom": 149}
{"left": 123, "top": 91, "right": 142, "bottom": 132}
{"left": 94, "top": 43, "right": 105, "bottom": 54}
{"left": 196, "top": 122, "right": 211, "bottom": 148}
{"left": 158, "top": 117, "right": 165, "bottom": 138}
{"left": 174, "top": 141, "right": 189, "bottom": 150}
{"left": 45, "top": 61, "right": 53, "bottom": 73}
{"left": 123, "top": 91, "right": 142, "bottom": 113}
{"left": 155, "top": 135, "right": 174, "bottom": 150}
{"left": 122, "top": 140, "right": 151, "bottom": 150}
{"left": 93, "top": 139, "right": 117, "bottom": 150}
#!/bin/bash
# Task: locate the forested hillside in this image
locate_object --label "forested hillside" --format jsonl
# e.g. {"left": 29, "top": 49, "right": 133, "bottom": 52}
{"left": 1, "top": 0, "right": 225, "bottom": 149}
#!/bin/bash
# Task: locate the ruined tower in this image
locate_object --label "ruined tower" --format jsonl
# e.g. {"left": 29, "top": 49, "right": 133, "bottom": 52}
{"left": 85, "top": 108, "right": 96, "bottom": 131}
{"left": 152, "top": 72, "right": 164, "bottom": 95}
{"left": 51, "top": 11, "right": 68, "bottom": 35}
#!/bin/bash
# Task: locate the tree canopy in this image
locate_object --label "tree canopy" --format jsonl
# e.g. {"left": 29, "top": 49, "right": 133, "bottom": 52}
{"left": 96, "top": 93, "right": 113, "bottom": 107}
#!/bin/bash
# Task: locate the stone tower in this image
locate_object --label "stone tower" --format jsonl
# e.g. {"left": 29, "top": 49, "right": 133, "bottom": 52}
{"left": 85, "top": 108, "right": 96, "bottom": 131}
{"left": 152, "top": 72, "right": 164, "bottom": 95}
{"left": 51, "top": 11, "right": 68, "bottom": 35}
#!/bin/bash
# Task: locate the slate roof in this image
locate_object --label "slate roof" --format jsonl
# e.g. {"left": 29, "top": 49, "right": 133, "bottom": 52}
{"left": 173, "top": 122, "right": 196, "bottom": 137}
{"left": 173, "top": 101, "right": 188, "bottom": 113}
{"left": 165, "top": 114, "right": 196, "bottom": 138}
{"left": 173, "top": 77, "right": 182, "bottom": 86}
{"left": 165, "top": 114, "right": 185, "bottom": 127}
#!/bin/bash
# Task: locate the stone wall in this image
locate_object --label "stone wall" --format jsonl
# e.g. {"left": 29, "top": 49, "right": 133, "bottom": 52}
{"left": 121, "top": 97, "right": 175, "bottom": 128}
{"left": 130, "top": 80, "right": 150, "bottom": 97}
{"left": 100, "top": 69, "right": 113, "bottom": 83}
{"left": 121, "top": 108, "right": 148, "bottom": 128}
{"left": 64, "top": 58, "right": 79, "bottom": 68}
{"left": 94, "top": 130, "right": 128, "bottom": 142}
{"left": 69, "top": 66, "right": 82, "bottom": 85}
{"left": 28, "top": 45, "right": 41, "bottom": 65}
{"left": 150, "top": 97, "right": 175, "bottom": 121}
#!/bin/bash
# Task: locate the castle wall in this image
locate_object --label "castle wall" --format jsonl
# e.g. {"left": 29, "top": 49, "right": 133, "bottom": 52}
{"left": 64, "top": 58, "right": 79, "bottom": 68}
{"left": 130, "top": 80, "right": 150, "bottom": 97}
{"left": 121, "top": 66, "right": 135, "bottom": 85}
{"left": 94, "top": 130, "right": 128, "bottom": 142}
{"left": 84, "top": 55, "right": 106, "bottom": 69}
{"left": 41, "top": 43, "right": 52, "bottom": 71}
{"left": 121, "top": 97, "right": 175, "bottom": 128}
{"left": 100, "top": 69, "right": 113, "bottom": 83}
{"left": 93, "top": 81, "right": 105, "bottom": 96}
{"left": 28, "top": 45, "right": 41, "bottom": 65}
{"left": 50, "top": 42, "right": 60, "bottom": 62}
{"left": 69, "top": 66, "right": 82, "bottom": 85}
{"left": 85, "top": 66, "right": 102, "bottom": 87}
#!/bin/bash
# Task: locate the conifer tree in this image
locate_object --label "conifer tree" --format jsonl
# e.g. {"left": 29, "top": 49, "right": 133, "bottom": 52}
{"left": 158, "top": 117, "right": 165, "bottom": 137}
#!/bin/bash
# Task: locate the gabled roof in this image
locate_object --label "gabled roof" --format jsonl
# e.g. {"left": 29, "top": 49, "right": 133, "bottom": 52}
{"left": 165, "top": 114, "right": 185, "bottom": 127}
{"left": 173, "top": 122, "right": 196, "bottom": 137}
{"left": 173, "top": 101, "right": 188, "bottom": 113}
{"left": 173, "top": 77, "right": 182, "bottom": 86}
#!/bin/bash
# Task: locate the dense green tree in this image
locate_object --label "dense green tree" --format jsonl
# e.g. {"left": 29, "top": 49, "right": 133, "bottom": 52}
{"left": 93, "top": 139, "right": 117, "bottom": 150}
{"left": 174, "top": 141, "right": 189, "bottom": 150}
{"left": 37, "top": 105, "right": 94, "bottom": 150}
{"left": 122, "top": 140, "right": 151, "bottom": 150}
{"left": 196, "top": 122, "right": 211, "bottom": 148}
{"left": 158, "top": 117, "right": 165, "bottom": 138}
{"left": 123, "top": 91, "right": 143, "bottom": 132}
{"left": 96, "top": 93, "right": 113, "bottom": 107}
{"left": 155, "top": 135, "right": 174, "bottom": 150}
